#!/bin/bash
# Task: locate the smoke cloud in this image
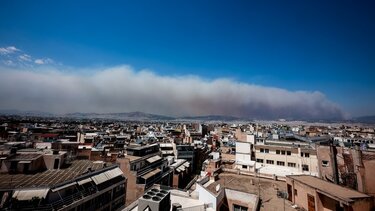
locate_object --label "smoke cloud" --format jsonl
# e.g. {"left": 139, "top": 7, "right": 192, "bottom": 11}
{"left": 0, "top": 65, "right": 344, "bottom": 120}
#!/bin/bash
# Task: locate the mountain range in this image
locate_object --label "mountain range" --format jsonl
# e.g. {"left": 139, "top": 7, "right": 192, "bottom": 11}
{"left": 1, "top": 109, "right": 375, "bottom": 123}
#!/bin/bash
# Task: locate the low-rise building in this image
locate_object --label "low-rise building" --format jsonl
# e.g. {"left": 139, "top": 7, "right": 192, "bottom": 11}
{"left": 0, "top": 160, "right": 126, "bottom": 211}
{"left": 116, "top": 144, "right": 172, "bottom": 205}
{"left": 286, "top": 175, "right": 373, "bottom": 211}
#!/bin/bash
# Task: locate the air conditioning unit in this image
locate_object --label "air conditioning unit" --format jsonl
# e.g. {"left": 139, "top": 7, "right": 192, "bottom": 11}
{"left": 138, "top": 188, "right": 171, "bottom": 211}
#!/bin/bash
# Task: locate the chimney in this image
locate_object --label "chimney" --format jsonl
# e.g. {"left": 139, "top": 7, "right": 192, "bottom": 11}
{"left": 138, "top": 188, "right": 171, "bottom": 211}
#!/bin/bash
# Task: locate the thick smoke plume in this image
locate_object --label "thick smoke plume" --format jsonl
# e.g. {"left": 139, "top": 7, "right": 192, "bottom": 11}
{"left": 0, "top": 65, "right": 344, "bottom": 119}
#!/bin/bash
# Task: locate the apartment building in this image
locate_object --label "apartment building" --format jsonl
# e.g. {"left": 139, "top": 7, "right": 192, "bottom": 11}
{"left": 235, "top": 140, "right": 255, "bottom": 171}
{"left": 116, "top": 144, "right": 172, "bottom": 205}
{"left": 286, "top": 175, "right": 373, "bottom": 211}
{"left": 175, "top": 145, "right": 195, "bottom": 171}
{"left": 254, "top": 138, "right": 319, "bottom": 177}
{"left": 0, "top": 160, "right": 126, "bottom": 211}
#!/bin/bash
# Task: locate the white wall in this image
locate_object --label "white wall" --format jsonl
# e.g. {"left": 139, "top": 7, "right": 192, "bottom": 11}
{"left": 196, "top": 183, "right": 217, "bottom": 210}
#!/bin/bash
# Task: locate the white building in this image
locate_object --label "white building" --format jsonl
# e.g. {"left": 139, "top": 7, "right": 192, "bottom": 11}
{"left": 235, "top": 140, "right": 255, "bottom": 171}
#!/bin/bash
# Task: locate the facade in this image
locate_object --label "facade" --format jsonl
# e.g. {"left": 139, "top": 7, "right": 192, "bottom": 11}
{"left": 317, "top": 144, "right": 375, "bottom": 202}
{"left": 286, "top": 175, "right": 373, "bottom": 211}
{"left": 0, "top": 160, "right": 126, "bottom": 211}
{"left": 254, "top": 139, "right": 319, "bottom": 177}
{"left": 175, "top": 145, "right": 195, "bottom": 171}
{"left": 169, "top": 158, "right": 192, "bottom": 189}
{"left": 235, "top": 140, "right": 255, "bottom": 171}
{"left": 116, "top": 144, "right": 172, "bottom": 205}
{"left": 159, "top": 143, "right": 174, "bottom": 157}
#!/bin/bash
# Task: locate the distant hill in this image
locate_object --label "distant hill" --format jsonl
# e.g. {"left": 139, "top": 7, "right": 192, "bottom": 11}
{"left": 177, "top": 115, "right": 244, "bottom": 122}
{"left": 352, "top": 115, "right": 375, "bottom": 124}
{"left": 0, "top": 109, "right": 54, "bottom": 117}
{"left": 63, "top": 111, "right": 174, "bottom": 121}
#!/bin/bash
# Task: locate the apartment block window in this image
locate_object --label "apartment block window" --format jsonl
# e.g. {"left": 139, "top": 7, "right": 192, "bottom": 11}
{"left": 322, "top": 160, "right": 329, "bottom": 167}
{"left": 277, "top": 161, "right": 285, "bottom": 166}
{"left": 234, "top": 204, "right": 248, "bottom": 211}
{"left": 276, "top": 150, "right": 280, "bottom": 154}
{"left": 266, "top": 160, "right": 274, "bottom": 164}
{"left": 264, "top": 149, "right": 269, "bottom": 153}
{"left": 256, "top": 159, "right": 264, "bottom": 163}
{"left": 288, "top": 162, "right": 296, "bottom": 168}
{"left": 302, "top": 164, "right": 309, "bottom": 171}
{"left": 281, "top": 150, "right": 286, "bottom": 155}
{"left": 294, "top": 189, "right": 298, "bottom": 196}
{"left": 260, "top": 148, "right": 264, "bottom": 153}
{"left": 242, "top": 165, "right": 247, "bottom": 169}
{"left": 300, "top": 152, "right": 304, "bottom": 157}
{"left": 305, "top": 153, "right": 310, "bottom": 158}
{"left": 287, "top": 151, "right": 291, "bottom": 155}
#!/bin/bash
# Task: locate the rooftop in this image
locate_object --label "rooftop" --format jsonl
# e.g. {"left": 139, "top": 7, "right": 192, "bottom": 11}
{"left": 0, "top": 160, "right": 114, "bottom": 189}
{"left": 205, "top": 173, "right": 296, "bottom": 211}
{"left": 287, "top": 175, "right": 371, "bottom": 202}
{"left": 7, "top": 153, "right": 42, "bottom": 161}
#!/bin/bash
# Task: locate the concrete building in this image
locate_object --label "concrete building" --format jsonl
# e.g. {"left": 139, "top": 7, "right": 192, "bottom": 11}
{"left": 254, "top": 138, "right": 319, "bottom": 177}
{"left": 235, "top": 140, "right": 255, "bottom": 172}
{"left": 286, "top": 175, "right": 373, "bottom": 211}
{"left": 169, "top": 158, "right": 192, "bottom": 189}
{"left": 317, "top": 144, "right": 375, "bottom": 202}
{"left": 116, "top": 144, "right": 172, "bottom": 205}
{"left": 0, "top": 160, "right": 126, "bottom": 211}
{"left": 175, "top": 145, "right": 195, "bottom": 171}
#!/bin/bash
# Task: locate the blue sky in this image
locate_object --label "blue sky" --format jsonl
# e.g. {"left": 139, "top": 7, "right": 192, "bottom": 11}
{"left": 0, "top": 0, "right": 374, "bottom": 118}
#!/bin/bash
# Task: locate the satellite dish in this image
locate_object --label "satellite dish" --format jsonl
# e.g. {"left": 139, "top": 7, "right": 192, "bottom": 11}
{"left": 216, "top": 184, "right": 221, "bottom": 192}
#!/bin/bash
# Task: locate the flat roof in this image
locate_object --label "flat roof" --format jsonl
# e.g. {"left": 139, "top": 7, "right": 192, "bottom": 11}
{"left": 287, "top": 175, "right": 371, "bottom": 202}
{"left": 0, "top": 160, "right": 114, "bottom": 189}
{"left": 8, "top": 153, "right": 42, "bottom": 161}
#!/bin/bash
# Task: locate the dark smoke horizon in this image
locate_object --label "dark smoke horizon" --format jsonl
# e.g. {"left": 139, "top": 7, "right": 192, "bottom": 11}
{"left": 0, "top": 65, "right": 346, "bottom": 120}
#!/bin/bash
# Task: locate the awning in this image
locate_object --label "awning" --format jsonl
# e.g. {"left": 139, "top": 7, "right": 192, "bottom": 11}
{"left": 162, "top": 150, "right": 174, "bottom": 154}
{"left": 91, "top": 168, "right": 124, "bottom": 185}
{"left": 91, "top": 173, "right": 108, "bottom": 185}
{"left": 146, "top": 155, "right": 162, "bottom": 163}
{"left": 51, "top": 182, "right": 77, "bottom": 192}
{"left": 104, "top": 168, "right": 123, "bottom": 180}
{"left": 141, "top": 169, "right": 161, "bottom": 180}
{"left": 13, "top": 188, "right": 49, "bottom": 201}
{"left": 183, "top": 162, "right": 190, "bottom": 168}
{"left": 177, "top": 166, "right": 185, "bottom": 172}
{"left": 77, "top": 178, "right": 92, "bottom": 186}
{"left": 19, "top": 161, "right": 32, "bottom": 164}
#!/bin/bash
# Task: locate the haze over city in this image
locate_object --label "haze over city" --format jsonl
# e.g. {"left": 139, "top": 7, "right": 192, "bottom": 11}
{"left": 2, "top": 2, "right": 375, "bottom": 211}
{"left": 0, "top": 1, "right": 374, "bottom": 120}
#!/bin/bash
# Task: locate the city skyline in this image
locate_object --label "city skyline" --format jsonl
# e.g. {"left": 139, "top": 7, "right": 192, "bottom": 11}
{"left": 0, "top": 1, "right": 374, "bottom": 119}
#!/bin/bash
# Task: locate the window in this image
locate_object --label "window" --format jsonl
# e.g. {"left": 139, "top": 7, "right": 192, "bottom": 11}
{"left": 302, "top": 164, "right": 309, "bottom": 171}
{"left": 242, "top": 165, "right": 247, "bottom": 169}
{"left": 288, "top": 162, "right": 296, "bottom": 168}
{"left": 281, "top": 150, "right": 285, "bottom": 155}
{"left": 300, "top": 152, "right": 303, "bottom": 157}
{"left": 256, "top": 159, "right": 264, "bottom": 163}
{"left": 294, "top": 189, "right": 297, "bottom": 196}
{"left": 287, "top": 151, "right": 291, "bottom": 155}
{"left": 260, "top": 148, "right": 264, "bottom": 153}
{"left": 264, "top": 149, "right": 269, "bottom": 153}
{"left": 277, "top": 161, "right": 285, "bottom": 166}
{"left": 233, "top": 204, "right": 248, "bottom": 211}
{"left": 322, "top": 160, "right": 329, "bottom": 167}
{"left": 276, "top": 150, "right": 280, "bottom": 154}
{"left": 305, "top": 153, "right": 310, "bottom": 158}
{"left": 266, "top": 160, "right": 274, "bottom": 164}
